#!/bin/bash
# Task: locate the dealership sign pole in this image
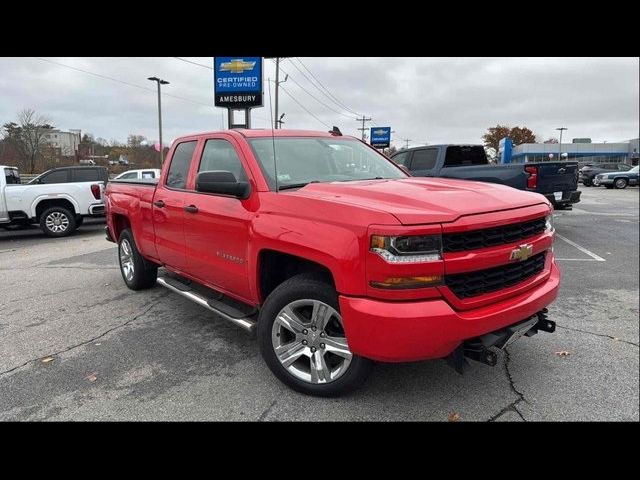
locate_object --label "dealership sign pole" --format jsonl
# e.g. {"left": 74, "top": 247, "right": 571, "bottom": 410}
{"left": 370, "top": 127, "right": 391, "bottom": 150}
{"left": 214, "top": 57, "right": 264, "bottom": 129}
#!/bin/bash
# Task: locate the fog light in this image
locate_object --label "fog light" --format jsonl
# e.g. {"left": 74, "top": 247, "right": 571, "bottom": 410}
{"left": 370, "top": 275, "right": 442, "bottom": 289}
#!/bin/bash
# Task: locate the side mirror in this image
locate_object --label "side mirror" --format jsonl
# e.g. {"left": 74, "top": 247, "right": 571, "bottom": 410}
{"left": 196, "top": 170, "right": 251, "bottom": 199}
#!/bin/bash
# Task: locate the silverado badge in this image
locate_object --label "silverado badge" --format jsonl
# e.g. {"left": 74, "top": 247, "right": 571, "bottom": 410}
{"left": 510, "top": 244, "right": 534, "bottom": 262}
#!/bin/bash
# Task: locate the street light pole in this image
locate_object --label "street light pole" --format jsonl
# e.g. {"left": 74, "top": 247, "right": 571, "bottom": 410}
{"left": 148, "top": 76, "right": 169, "bottom": 166}
{"left": 556, "top": 127, "right": 567, "bottom": 161}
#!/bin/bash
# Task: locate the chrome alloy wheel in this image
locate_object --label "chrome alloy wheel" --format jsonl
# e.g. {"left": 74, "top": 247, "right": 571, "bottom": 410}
{"left": 119, "top": 238, "right": 135, "bottom": 281}
{"left": 272, "top": 299, "right": 353, "bottom": 384}
{"left": 45, "top": 211, "right": 69, "bottom": 233}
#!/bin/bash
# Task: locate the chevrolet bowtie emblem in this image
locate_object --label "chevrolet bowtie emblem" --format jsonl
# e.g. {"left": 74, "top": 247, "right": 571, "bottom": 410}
{"left": 373, "top": 129, "right": 386, "bottom": 136}
{"left": 220, "top": 59, "right": 256, "bottom": 73}
{"left": 510, "top": 244, "right": 534, "bottom": 262}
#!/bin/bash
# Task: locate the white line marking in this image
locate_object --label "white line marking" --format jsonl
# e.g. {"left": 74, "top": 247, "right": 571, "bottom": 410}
{"left": 555, "top": 234, "right": 606, "bottom": 262}
{"left": 555, "top": 258, "right": 601, "bottom": 261}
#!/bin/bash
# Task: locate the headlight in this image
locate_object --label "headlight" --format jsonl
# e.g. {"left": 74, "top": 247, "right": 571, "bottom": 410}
{"left": 545, "top": 214, "right": 554, "bottom": 233}
{"left": 371, "top": 234, "right": 442, "bottom": 263}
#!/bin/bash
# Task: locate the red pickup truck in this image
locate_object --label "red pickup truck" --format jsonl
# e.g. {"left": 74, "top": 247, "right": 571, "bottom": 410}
{"left": 105, "top": 128, "right": 559, "bottom": 396}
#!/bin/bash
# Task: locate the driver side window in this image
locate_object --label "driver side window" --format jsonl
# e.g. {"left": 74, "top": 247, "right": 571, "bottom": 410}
{"left": 198, "top": 139, "right": 248, "bottom": 183}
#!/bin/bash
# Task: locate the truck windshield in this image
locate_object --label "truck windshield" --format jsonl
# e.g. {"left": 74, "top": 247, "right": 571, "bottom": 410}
{"left": 248, "top": 137, "right": 407, "bottom": 191}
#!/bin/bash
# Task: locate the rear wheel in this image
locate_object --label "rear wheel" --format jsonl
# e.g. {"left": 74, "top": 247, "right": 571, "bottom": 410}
{"left": 118, "top": 228, "right": 157, "bottom": 290}
{"left": 614, "top": 178, "right": 628, "bottom": 189}
{"left": 582, "top": 178, "right": 592, "bottom": 186}
{"left": 258, "top": 274, "right": 373, "bottom": 397}
{"left": 40, "top": 206, "right": 76, "bottom": 237}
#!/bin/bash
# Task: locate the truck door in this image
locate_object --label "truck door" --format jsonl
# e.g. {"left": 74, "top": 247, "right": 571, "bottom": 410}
{"left": 182, "top": 136, "right": 253, "bottom": 301}
{"left": 408, "top": 148, "right": 439, "bottom": 177}
{"left": 152, "top": 140, "right": 197, "bottom": 273}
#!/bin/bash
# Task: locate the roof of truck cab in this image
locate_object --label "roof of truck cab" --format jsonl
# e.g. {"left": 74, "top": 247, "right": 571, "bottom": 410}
{"left": 176, "top": 129, "right": 357, "bottom": 140}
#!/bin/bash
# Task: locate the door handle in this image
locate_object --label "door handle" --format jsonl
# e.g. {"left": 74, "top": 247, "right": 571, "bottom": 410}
{"left": 184, "top": 205, "right": 198, "bottom": 213}
{"left": 153, "top": 200, "right": 165, "bottom": 208}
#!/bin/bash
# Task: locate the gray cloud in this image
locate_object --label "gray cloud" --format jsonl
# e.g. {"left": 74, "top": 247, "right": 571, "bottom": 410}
{"left": 1, "top": 57, "right": 637, "bottom": 148}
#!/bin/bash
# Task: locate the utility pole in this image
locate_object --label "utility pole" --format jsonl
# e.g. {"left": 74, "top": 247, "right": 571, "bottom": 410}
{"left": 402, "top": 138, "right": 411, "bottom": 149}
{"left": 356, "top": 116, "right": 372, "bottom": 140}
{"left": 147, "top": 76, "right": 169, "bottom": 166}
{"left": 272, "top": 58, "right": 288, "bottom": 129}
{"left": 556, "top": 127, "right": 568, "bottom": 161}
{"left": 276, "top": 113, "right": 285, "bottom": 129}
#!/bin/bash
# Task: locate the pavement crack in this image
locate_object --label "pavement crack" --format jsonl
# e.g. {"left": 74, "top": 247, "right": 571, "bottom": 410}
{"left": 0, "top": 303, "right": 156, "bottom": 379}
{"left": 557, "top": 325, "right": 639, "bottom": 347}
{"left": 488, "top": 348, "right": 528, "bottom": 422}
{"left": 258, "top": 399, "right": 278, "bottom": 422}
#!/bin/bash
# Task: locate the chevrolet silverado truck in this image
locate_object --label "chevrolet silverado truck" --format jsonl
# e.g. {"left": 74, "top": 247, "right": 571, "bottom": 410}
{"left": 1, "top": 165, "right": 106, "bottom": 237}
{"left": 391, "top": 145, "right": 581, "bottom": 210}
{"left": 105, "top": 129, "right": 559, "bottom": 396}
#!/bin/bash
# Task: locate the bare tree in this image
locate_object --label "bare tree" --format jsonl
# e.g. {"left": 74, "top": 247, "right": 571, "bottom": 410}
{"left": 2, "top": 109, "right": 54, "bottom": 173}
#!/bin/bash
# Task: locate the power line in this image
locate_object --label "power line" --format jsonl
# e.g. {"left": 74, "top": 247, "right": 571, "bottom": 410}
{"left": 173, "top": 57, "right": 213, "bottom": 70}
{"left": 267, "top": 58, "right": 357, "bottom": 120}
{"left": 294, "top": 58, "right": 363, "bottom": 117}
{"left": 279, "top": 85, "right": 330, "bottom": 129}
{"left": 34, "top": 57, "right": 215, "bottom": 109}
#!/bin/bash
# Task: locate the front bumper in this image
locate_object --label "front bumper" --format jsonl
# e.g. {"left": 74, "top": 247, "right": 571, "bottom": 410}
{"left": 339, "top": 260, "right": 560, "bottom": 362}
{"left": 593, "top": 177, "right": 612, "bottom": 186}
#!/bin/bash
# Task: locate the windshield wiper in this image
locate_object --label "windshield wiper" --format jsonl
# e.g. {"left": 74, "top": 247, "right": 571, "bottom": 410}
{"left": 338, "top": 177, "right": 386, "bottom": 182}
{"left": 278, "top": 180, "right": 319, "bottom": 191}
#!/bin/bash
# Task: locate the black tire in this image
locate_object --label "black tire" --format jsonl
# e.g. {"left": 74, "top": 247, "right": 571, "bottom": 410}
{"left": 614, "top": 178, "right": 628, "bottom": 189}
{"left": 75, "top": 216, "right": 84, "bottom": 227}
{"left": 258, "top": 273, "right": 373, "bottom": 397}
{"left": 582, "top": 179, "right": 592, "bottom": 187}
{"left": 39, "top": 206, "right": 76, "bottom": 237}
{"left": 118, "top": 228, "right": 157, "bottom": 290}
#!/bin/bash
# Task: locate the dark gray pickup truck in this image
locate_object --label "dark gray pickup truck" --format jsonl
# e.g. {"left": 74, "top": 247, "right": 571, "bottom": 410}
{"left": 391, "top": 145, "right": 581, "bottom": 209}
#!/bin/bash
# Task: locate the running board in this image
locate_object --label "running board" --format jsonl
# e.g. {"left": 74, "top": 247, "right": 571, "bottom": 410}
{"left": 156, "top": 276, "right": 257, "bottom": 334}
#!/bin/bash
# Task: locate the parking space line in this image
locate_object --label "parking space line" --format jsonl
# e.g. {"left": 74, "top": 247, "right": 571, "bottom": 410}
{"left": 555, "top": 234, "right": 606, "bottom": 262}
{"left": 555, "top": 258, "right": 601, "bottom": 261}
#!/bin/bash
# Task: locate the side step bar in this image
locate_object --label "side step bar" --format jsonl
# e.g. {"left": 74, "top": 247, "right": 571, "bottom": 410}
{"left": 156, "top": 276, "right": 257, "bottom": 334}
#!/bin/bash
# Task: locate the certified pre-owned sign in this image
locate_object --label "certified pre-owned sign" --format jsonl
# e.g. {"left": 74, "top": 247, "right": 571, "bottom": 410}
{"left": 370, "top": 127, "right": 391, "bottom": 149}
{"left": 214, "top": 57, "right": 263, "bottom": 109}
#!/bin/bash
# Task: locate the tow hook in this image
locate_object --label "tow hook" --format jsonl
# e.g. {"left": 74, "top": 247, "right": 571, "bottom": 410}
{"left": 446, "top": 309, "right": 555, "bottom": 374}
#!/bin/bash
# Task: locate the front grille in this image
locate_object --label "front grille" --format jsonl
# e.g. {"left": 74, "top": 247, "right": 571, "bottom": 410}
{"left": 443, "top": 217, "right": 546, "bottom": 253}
{"left": 445, "top": 252, "right": 546, "bottom": 299}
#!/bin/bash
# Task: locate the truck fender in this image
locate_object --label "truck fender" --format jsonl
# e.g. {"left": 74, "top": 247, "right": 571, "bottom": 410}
{"left": 30, "top": 194, "right": 81, "bottom": 218}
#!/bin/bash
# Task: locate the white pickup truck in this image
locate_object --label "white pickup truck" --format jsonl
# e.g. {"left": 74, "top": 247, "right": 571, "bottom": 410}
{"left": 1, "top": 165, "right": 107, "bottom": 237}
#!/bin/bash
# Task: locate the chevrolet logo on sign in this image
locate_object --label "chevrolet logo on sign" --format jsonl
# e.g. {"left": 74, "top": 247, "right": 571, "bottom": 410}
{"left": 510, "top": 244, "right": 534, "bottom": 262}
{"left": 373, "top": 129, "right": 386, "bottom": 136}
{"left": 219, "top": 59, "right": 256, "bottom": 73}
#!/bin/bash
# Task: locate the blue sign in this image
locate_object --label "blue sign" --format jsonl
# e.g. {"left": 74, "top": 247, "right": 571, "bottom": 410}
{"left": 498, "top": 137, "right": 513, "bottom": 164}
{"left": 214, "top": 57, "right": 263, "bottom": 108}
{"left": 370, "top": 127, "right": 391, "bottom": 148}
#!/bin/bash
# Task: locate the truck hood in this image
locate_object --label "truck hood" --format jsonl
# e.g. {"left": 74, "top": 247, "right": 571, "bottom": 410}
{"left": 287, "top": 178, "right": 549, "bottom": 225}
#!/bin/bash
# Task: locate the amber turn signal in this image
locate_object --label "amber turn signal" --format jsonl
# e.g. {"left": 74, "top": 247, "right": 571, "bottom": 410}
{"left": 370, "top": 275, "right": 442, "bottom": 289}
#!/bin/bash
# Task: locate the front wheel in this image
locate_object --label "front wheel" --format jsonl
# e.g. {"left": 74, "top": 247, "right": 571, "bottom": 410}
{"left": 582, "top": 179, "right": 592, "bottom": 186}
{"left": 258, "top": 274, "right": 373, "bottom": 397}
{"left": 118, "top": 228, "right": 157, "bottom": 290}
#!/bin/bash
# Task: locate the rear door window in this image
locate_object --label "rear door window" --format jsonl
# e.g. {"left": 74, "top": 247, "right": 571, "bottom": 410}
{"left": 39, "top": 170, "right": 69, "bottom": 184}
{"left": 141, "top": 171, "right": 156, "bottom": 179}
{"left": 444, "top": 146, "right": 488, "bottom": 167}
{"left": 410, "top": 149, "right": 438, "bottom": 171}
{"left": 73, "top": 168, "right": 104, "bottom": 182}
{"left": 166, "top": 141, "right": 197, "bottom": 189}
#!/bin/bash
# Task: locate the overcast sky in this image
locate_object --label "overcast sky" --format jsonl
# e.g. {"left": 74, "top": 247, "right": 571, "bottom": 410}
{"left": 1, "top": 57, "right": 638, "bottom": 148}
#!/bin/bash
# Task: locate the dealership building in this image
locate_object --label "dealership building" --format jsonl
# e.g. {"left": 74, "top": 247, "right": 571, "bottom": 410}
{"left": 499, "top": 137, "right": 639, "bottom": 165}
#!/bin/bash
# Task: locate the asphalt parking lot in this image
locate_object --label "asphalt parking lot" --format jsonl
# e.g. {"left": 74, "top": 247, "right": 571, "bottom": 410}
{"left": 1, "top": 186, "right": 638, "bottom": 421}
